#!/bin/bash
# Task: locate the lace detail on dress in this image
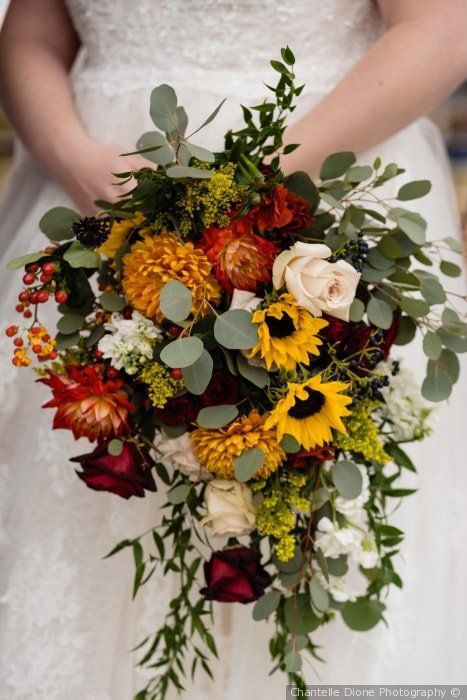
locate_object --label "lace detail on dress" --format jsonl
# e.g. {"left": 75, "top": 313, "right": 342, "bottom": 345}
{"left": 65, "top": 0, "right": 384, "bottom": 98}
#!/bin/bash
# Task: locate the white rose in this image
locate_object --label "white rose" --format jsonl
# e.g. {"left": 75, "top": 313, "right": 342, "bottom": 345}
{"left": 272, "top": 242, "right": 360, "bottom": 321}
{"left": 229, "top": 288, "right": 261, "bottom": 313}
{"left": 202, "top": 479, "right": 256, "bottom": 537}
{"left": 153, "top": 432, "right": 207, "bottom": 481}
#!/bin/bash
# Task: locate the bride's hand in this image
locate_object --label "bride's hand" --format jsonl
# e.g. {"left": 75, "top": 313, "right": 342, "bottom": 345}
{"left": 54, "top": 136, "right": 157, "bottom": 215}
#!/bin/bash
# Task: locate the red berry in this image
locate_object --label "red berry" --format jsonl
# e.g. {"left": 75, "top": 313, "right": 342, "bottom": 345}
{"left": 41, "top": 262, "right": 55, "bottom": 276}
{"left": 54, "top": 290, "right": 68, "bottom": 304}
{"left": 15, "top": 304, "right": 24, "bottom": 313}
{"left": 25, "top": 263, "right": 39, "bottom": 273}
{"left": 23, "top": 273, "right": 36, "bottom": 285}
{"left": 23, "top": 310, "right": 32, "bottom": 318}
{"left": 18, "top": 291, "right": 29, "bottom": 302}
{"left": 29, "top": 291, "right": 40, "bottom": 305}
{"left": 49, "top": 351, "right": 58, "bottom": 360}
{"left": 122, "top": 306, "right": 133, "bottom": 320}
{"left": 169, "top": 325, "right": 181, "bottom": 336}
{"left": 32, "top": 344, "right": 42, "bottom": 354}
{"left": 170, "top": 368, "right": 183, "bottom": 380}
{"left": 6, "top": 325, "right": 18, "bottom": 337}
{"left": 40, "top": 274, "right": 52, "bottom": 284}
{"left": 13, "top": 337, "right": 24, "bottom": 347}
{"left": 94, "top": 350, "right": 104, "bottom": 360}
{"left": 106, "top": 367, "right": 119, "bottom": 379}
{"left": 37, "top": 290, "right": 49, "bottom": 303}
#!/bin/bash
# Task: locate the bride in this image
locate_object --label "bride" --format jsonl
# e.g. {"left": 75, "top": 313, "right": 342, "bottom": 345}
{"left": 0, "top": 0, "right": 466, "bottom": 697}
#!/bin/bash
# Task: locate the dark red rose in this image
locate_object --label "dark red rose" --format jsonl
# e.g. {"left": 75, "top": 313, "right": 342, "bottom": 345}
{"left": 344, "top": 323, "right": 373, "bottom": 358}
{"left": 201, "top": 370, "right": 239, "bottom": 407}
{"left": 153, "top": 394, "right": 198, "bottom": 426}
{"left": 200, "top": 547, "right": 271, "bottom": 603}
{"left": 281, "top": 189, "right": 313, "bottom": 235}
{"left": 288, "top": 445, "right": 335, "bottom": 469}
{"left": 320, "top": 315, "right": 352, "bottom": 348}
{"left": 71, "top": 440, "right": 156, "bottom": 499}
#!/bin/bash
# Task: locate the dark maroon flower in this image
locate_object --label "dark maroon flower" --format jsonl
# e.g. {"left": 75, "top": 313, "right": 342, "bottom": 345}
{"left": 71, "top": 440, "right": 156, "bottom": 499}
{"left": 320, "top": 315, "right": 352, "bottom": 348}
{"left": 154, "top": 394, "right": 198, "bottom": 426}
{"left": 200, "top": 546, "right": 271, "bottom": 603}
{"left": 201, "top": 370, "right": 239, "bottom": 407}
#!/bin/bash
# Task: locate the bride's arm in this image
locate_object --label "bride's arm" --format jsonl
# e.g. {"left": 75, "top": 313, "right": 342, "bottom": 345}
{"left": 283, "top": 0, "right": 467, "bottom": 176}
{"left": 0, "top": 0, "right": 153, "bottom": 214}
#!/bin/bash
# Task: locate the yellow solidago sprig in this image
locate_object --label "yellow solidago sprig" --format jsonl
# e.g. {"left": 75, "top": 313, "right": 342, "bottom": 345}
{"left": 336, "top": 399, "right": 390, "bottom": 465}
{"left": 248, "top": 293, "right": 328, "bottom": 371}
{"left": 256, "top": 470, "right": 309, "bottom": 562}
{"left": 98, "top": 212, "right": 150, "bottom": 260}
{"left": 138, "top": 362, "right": 185, "bottom": 409}
{"left": 175, "top": 163, "right": 243, "bottom": 235}
{"left": 265, "top": 375, "right": 352, "bottom": 451}
{"left": 190, "top": 409, "right": 286, "bottom": 480}
{"left": 122, "top": 230, "right": 221, "bottom": 322}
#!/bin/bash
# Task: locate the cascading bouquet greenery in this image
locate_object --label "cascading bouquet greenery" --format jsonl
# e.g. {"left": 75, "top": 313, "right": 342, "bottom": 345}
{"left": 5, "top": 48, "right": 466, "bottom": 698}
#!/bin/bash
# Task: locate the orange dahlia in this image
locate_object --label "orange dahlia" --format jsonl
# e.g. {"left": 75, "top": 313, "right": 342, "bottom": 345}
{"left": 40, "top": 365, "right": 134, "bottom": 441}
{"left": 122, "top": 231, "right": 221, "bottom": 322}
{"left": 199, "top": 219, "right": 279, "bottom": 294}
{"left": 190, "top": 409, "right": 286, "bottom": 480}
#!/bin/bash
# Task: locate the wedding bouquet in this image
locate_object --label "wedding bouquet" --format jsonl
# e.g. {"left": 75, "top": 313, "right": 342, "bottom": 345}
{"left": 6, "top": 48, "right": 466, "bottom": 698}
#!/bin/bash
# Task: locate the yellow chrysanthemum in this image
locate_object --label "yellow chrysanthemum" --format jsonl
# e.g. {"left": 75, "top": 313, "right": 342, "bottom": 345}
{"left": 190, "top": 409, "right": 286, "bottom": 480}
{"left": 122, "top": 231, "right": 221, "bottom": 322}
{"left": 98, "top": 212, "right": 150, "bottom": 259}
{"left": 248, "top": 294, "right": 328, "bottom": 371}
{"left": 265, "top": 375, "right": 352, "bottom": 450}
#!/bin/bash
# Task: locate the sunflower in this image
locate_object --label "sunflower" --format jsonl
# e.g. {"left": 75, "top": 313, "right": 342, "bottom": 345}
{"left": 248, "top": 293, "right": 328, "bottom": 371}
{"left": 190, "top": 409, "right": 285, "bottom": 480}
{"left": 122, "top": 231, "right": 221, "bottom": 322}
{"left": 98, "top": 212, "right": 150, "bottom": 259}
{"left": 265, "top": 375, "right": 352, "bottom": 450}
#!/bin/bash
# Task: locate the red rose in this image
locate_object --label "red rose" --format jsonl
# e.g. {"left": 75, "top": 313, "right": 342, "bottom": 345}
{"left": 154, "top": 394, "right": 198, "bottom": 426}
{"left": 320, "top": 315, "right": 352, "bottom": 347}
{"left": 200, "top": 547, "right": 271, "bottom": 603}
{"left": 71, "top": 440, "right": 156, "bottom": 499}
{"left": 201, "top": 370, "right": 239, "bottom": 407}
{"left": 282, "top": 189, "right": 313, "bottom": 235}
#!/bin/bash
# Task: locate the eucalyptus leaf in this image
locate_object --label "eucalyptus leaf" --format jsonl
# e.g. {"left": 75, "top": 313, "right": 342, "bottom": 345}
{"left": 438, "top": 330, "right": 467, "bottom": 354}
{"left": 166, "top": 165, "right": 213, "bottom": 179}
{"left": 159, "top": 280, "right": 192, "bottom": 322}
{"left": 136, "top": 132, "right": 174, "bottom": 166}
{"left": 252, "top": 590, "right": 281, "bottom": 621}
{"left": 399, "top": 297, "right": 430, "bottom": 318}
{"left": 55, "top": 331, "right": 81, "bottom": 350}
{"left": 182, "top": 350, "right": 213, "bottom": 395}
{"left": 184, "top": 142, "right": 215, "bottom": 163}
{"left": 236, "top": 354, "right": 268, "bottom": 388}
{"left": 397, "top": 180, "right": 431, "bottom": 201}
{"left": 167, "top": 483, "right": 192, "bottom": 505}
{"left": 342, "top": 598, "right": 385, "bottom": 631}
{"left": 440, "top": 260, "right": 461, "bottom": 278}
{"left": 100, "top": 290, "right": 126, "bottom": 312}
{"left": 316, "top": 547, "right": 329, "bottom": 583}
{"left": 423, "top": 331, "right": 442, "bottom": 360}
{"left": 63, "top": 241, "right": 100, "bottom": 269}
{"left": 284, "top": 593, "right": 322, "bottom": 634}
{"left": 444, "top": 236, "right": 462, "bottom": 253}
{"left": 189, "top": 98, "right": 226, "bottom": 138}
{"left": 159, "top": 337, "right": 204, "bottom": 369}
{"left": 285, "top": 171, "right": 320, "bottom": 211}
{"left": 434, "top": 349, "right": 460, "bottom": 383}
{"left": 150, "top": 84, "right": 178, "bottom": 132}
{"left": 284, "top": 651, "right": 302, "bottom": 674}
{"left": 395, "top": 316, "right": 417, "bottom": 345}
{"left": 421, "top": 365, "right": 452, "bottom": 402}
{"left": 56, "top": 313, "right": 85, "bottom": 334}
{"left": 309, "top": 576, "right": 329, "bottom": 613}
{"left": 344, "top": 165, "right": 372, "bottom": 183}
{"left": 327, "top": 554, "right": 348, "bottom": 577}
{"left": 366, "top": 297, "right": 393, "bottom": 330}
{"left": 320, "top": 151, "right": 356, "bottom": 180}
{"left": 39, "top": 206, "right": 79, "bottom": 241}
{"left": 197, "top": 404, "right": 238, "bottom": 429}
{"left": 420, "top": 278, "right": 446, "bottom": 305}
{"left": 7, "top": 251, "right": 46, "bottom": 271}
{"left": 279, "top": 434, "right": 301, "bottom": 454}
{"left": 108, "top": 439, "right": 124, "bottom": 457}
{"left": 214, "top": 309, "right": 259, "bottom": 350}
{"left": 310, "top": 487, "right": 330, "bottom": 512}
{"left": 234, "top": 447, "right": 265, "bottom": 482}
{"left": 349, "top": 299, "right": 365, "bottom": 323}
{"left": 332, "top": 460, "right": 363, "bottom": 499}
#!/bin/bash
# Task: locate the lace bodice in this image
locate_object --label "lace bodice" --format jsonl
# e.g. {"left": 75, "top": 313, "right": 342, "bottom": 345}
{"left": 65, "top": 0, "right": 384, "bottom": 99}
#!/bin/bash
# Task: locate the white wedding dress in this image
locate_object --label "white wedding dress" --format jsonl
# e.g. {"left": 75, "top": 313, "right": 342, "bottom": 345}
{"left": 0, "top": 1, "right": 466, "bottom": 698}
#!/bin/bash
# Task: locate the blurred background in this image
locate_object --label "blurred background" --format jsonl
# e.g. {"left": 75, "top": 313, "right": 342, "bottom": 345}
{"left": 0, "top": 0, "right": 466, "bottom": 249}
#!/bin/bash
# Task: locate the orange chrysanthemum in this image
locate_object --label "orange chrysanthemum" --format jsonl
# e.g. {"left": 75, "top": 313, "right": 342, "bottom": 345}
{"left": 40, "top": 365, "right": 134, "bottom": 441}
{"left": 122, "top": 231, "right": 221, "bottom": 322}
{"left": 190, "top": 409, "right": 286, "bottom": 480}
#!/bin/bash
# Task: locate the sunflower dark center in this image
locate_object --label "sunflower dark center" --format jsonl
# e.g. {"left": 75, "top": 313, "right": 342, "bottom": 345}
{"left": 265, "top": 313, "right": 296, "bottom": 339}
{"left": 288, "top": 388, "right": 325, "bottom": 419}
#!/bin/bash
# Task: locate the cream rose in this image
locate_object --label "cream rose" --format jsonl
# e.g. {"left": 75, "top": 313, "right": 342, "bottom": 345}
{"left": 202, "top": 479, "right": 256, "bottom": 537}
{"left": 272, "top": 242, "right": 360, "bottom": 321}
{"left": 153, "top": 432, "right": 207, "bottom": 481}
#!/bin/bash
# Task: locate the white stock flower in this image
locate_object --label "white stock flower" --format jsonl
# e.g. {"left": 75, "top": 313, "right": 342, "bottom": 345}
{"left": 153, "top": 432, "right": 207, "bottom": 481}
{"left": 272, "top": 242, "right": 360, "bottom": 321}
{"left": 315, "top": 513, "right": 379, "bottom": 570}
{"left": 97, "top": 311, "right": 161, "bottom": 375}
{"left": 202, "top": 479, "right": 256, "bottom": 537}
{"left": 314, "top": 569, "right": 359, "bottom": 603}
{"left": 379, "top": 361, "right": 434, "bottom": 441}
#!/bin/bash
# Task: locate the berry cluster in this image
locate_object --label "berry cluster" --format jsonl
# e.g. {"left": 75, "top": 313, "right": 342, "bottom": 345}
{"left": 5, "top": 324, "right": 57, "bottom": 367}
{"left": 15, "top": 260, "right": 68, "bottom": 319}
{"left": 329, "top": 232, "right": 369, "bottom": 272}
